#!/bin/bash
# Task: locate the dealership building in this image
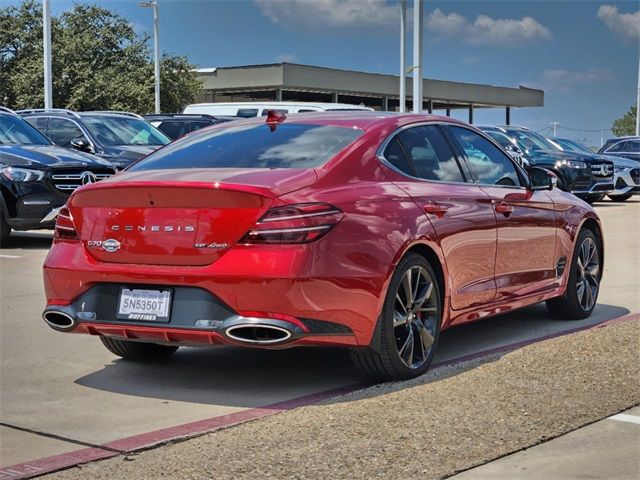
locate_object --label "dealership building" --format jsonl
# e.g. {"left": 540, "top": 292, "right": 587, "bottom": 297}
{"left": 194, "top": 62, "right": 544, "bottom": 124}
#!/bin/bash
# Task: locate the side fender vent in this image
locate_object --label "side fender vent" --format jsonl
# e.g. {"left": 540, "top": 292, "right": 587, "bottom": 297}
{"left": 556, "top": 256, "right": 567, "bottom": 277}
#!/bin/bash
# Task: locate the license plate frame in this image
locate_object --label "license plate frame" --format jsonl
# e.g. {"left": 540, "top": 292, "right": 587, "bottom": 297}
{"left": 117, "top": 287, "right": 172, "bottom": 322}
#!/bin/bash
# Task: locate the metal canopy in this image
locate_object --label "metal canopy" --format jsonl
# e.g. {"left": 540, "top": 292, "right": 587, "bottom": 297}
{"left": 195, "top": 63, "right": 544, "bottom": 110}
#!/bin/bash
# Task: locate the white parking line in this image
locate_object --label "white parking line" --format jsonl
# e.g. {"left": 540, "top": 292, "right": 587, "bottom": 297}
{"left": 608, "top": 413, "right": 640, "bottom": 425}
{"left": 0, "top": 254, "right": 23, "bottom": 259}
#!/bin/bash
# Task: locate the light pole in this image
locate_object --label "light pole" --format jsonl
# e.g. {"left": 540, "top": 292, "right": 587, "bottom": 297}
{"left": 412, "top": 0, "right": 423, "bottom": 113}
{"left": 399, "top": 0, "right": 407, "bottom": 113}
{"left": 636, "top": 41, "right": 639, "bottom": 136}
{"left": 43, "top": 0, "right": 52, "bottom": 108}
{"left": 140, "top": 1, "right": 160, "bottom": 114}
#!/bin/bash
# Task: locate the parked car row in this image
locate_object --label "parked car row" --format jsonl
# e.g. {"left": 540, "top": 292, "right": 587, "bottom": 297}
{"left": 1, "top": 102, "right": 638, "bottom": 248}
{"left": 480, "top": 125, "right": 639, "bottom": 204}
{"left": 0, "top": 108, "right": 173, "bottom": 246}
{"left": 554, "top": 136, "right": 640, "bottom": 201}
{"left": 19, "top": 109, "right": 170, "bottom": 168}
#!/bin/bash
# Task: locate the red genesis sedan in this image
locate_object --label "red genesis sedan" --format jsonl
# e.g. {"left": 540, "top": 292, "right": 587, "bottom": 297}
{"left": 42, "top": 112, "right": 603, "bottom": 380}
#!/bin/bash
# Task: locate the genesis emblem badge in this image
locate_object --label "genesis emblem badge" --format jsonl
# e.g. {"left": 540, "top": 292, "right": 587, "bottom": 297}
{"left": 102, "top": 239, "right": 121, "bottom": 253}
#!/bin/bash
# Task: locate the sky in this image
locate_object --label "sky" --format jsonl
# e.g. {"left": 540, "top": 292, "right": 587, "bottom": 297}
{"left": 3, "top": 0, "right": 639, "bottom": 146}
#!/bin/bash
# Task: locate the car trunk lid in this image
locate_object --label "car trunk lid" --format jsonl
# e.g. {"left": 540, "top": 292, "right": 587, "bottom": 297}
{"left": 68, "top": 168, "right": 316, "bottom": 266}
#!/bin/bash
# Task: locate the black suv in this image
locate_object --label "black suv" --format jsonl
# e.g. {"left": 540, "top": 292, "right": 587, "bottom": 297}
{"left": 480, "top": 126, "right": 614, "bottom": 203}
{"left": 143, "top": 113, "right": 236, "bottom": 140}
{"left": 18, "top": 109, "right": 170, "bottom": 169}
{"left": 0, "top": 109, "right": 116, "bottom": 247}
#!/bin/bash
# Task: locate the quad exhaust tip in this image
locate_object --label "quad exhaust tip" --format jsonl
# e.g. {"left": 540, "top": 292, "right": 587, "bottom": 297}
{"left": 225, "top": 324, "right": 292, "bottom": 344}
{"left": 42, "top": 310, "right": 77, "bottom": 331}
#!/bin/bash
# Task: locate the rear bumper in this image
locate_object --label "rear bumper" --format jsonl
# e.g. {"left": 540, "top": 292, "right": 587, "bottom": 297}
{"left": 43, "top": 242, "right": 388, "bottom": 348}
{"left": 42, "top": 284, "right": 355, "bottom": 348}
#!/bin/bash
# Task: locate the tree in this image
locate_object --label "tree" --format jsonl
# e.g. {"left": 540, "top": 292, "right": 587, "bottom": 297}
{"left": 612, "top": 105, "right": 637, "bottom": 137}
{"left": 0, "top": 1, "right": 201, "bottom": 113}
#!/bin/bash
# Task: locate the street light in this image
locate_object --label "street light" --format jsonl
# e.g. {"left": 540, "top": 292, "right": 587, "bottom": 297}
{"left": 399, "top": 0, "right": 406, "bottom": 113}
{"left": 43, "top": 0, "right": 52, "bottom": 108}
{"left": 412, "top": 0, "right": 423, "bottom": 114}
{"left": 140, "top": 1, "right": 160, "bottom": 114}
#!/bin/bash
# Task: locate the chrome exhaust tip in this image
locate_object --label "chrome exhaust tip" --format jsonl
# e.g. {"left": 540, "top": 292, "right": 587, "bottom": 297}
{"left": 225, "top": 324, "right": 293, "bottom": 344}
{"left": 42, "top": 309, "right": 77, "bottom": 331}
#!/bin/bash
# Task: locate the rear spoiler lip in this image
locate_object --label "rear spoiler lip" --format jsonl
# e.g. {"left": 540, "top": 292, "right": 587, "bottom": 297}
{"left": 69, "top": 179, "right": 278, "bottom": 203}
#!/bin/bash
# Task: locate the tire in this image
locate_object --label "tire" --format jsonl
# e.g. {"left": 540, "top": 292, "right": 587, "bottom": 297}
{"left": 0, "top": 212, "right": 10, "bottom": 248}
{"left": 350, "top": 253, "right": 442, "bottom": 381}
{"left": 608, "top": 194, "right": 632, "bottom": 202}
{"left": 100, "top": 336, "right": 178, "bottom": 362}
{"left": 582, "top": 195, "right": 603, "bottom": 205}
{"left": 546, "top": 229, "right": 601, "bottom": 320}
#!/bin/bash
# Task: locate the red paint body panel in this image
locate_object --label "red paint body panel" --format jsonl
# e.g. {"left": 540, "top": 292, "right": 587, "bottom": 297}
{"left": 42, "top": 112, "right": 601, "bottom": 350}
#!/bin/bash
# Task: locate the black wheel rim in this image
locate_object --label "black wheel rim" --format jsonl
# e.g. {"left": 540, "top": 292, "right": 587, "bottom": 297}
{"left": 576, "top": 237, "right": 600, "bottom": 311}
{"left": 393, "top": 265, "right": 438, "bottom": 369}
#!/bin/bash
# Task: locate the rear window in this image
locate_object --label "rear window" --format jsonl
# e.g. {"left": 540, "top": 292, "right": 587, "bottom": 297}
{"left": 236, "top": 109, "right": 259, "bottom": 118}
{"left": 128, "top": 123, "right": 364, "bottom": 171}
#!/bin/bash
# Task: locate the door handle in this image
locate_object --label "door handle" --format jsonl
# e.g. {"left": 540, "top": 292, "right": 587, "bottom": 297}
{"left": 494, "top": 202, "right": 514, "bottom": 216}
{"left": 423, "top": 202, "right": 449, "bottom": 218}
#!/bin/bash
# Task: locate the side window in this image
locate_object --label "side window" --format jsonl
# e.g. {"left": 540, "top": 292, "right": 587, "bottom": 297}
{"left": 382, "top": 136, "right": 413, "bottom": 176}
{"left": 396, "top": 125, "right": 465, "bottom": 182}
{"left": 25, "top": 116, "right": 50, "bottom": 136}
{"left": 606, "top": 141, "right": 626, "bottom": 152}
{"left": 236, "top": 108, "right": 259, "bottom": 118}
{"left": 156, "top": 121, "right": 185, "bottom": 140}
{"left": 625, "top": 140, "right": 640, "bottom": 152}
{"left": 449, "top": 126, "right": 522, "bottom": 187}
{"left": 48, "top": 118, "right": 86, "bottom": 148}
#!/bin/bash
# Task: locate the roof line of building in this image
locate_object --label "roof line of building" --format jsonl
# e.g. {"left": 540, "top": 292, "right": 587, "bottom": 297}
{"left": 194, "top": 62, "right": 543, "bottom": 94}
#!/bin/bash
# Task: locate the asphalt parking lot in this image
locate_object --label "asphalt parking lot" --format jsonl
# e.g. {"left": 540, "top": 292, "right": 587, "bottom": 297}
{"left": 0, "top": 198, "right": 638, "bottom": 478}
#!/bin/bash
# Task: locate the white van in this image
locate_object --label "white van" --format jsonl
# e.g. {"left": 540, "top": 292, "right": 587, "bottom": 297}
{"left": 182, "top": 101, "right": 373, "bottom": 118}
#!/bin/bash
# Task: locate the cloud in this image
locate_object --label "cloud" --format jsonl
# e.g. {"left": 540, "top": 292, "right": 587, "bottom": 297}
{"left": 597, "top": 4, "right": 640, "bottom": 39}
{"left": 254, "top": 0, "right": 397, "bottom": 28}
{"left": 525, "top": 68, "right": 614, "bottom": 92}
{"left": 276, "top": 53, "right": 296, "bottom": 63}
{"left": 426, "top": 8, "right": 552, "bottom": 45}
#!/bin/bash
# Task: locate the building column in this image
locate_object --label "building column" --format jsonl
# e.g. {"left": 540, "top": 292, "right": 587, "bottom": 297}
{"left": 332, "top": 92, "right": 339, "bottom": 103}
{"left": 468, "top": 105, "right": 474, "bottom": 124}
{"left": 427, "top": 99, "right": 433, "bottom": 114}
{"left": 382, "top": 96, "right": 389, "bottom": 111}
{"left": 446, "top": 108, "right": 451, "bottom": 117}
{"left": 275, "top": 89, "right": 283, "bottom": 102}
{"left": 505, "top": 106, "right": 511, "bottom": 125}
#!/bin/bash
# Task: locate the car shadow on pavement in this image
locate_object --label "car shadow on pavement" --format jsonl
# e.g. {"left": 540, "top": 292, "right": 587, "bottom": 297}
{"left": 73, "top": 302, "right": 630, "bottom": 409}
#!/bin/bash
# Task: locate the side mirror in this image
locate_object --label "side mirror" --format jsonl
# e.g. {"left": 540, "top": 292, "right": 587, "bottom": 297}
{"left": 529, "top": 166, "right": 556, "bottom": 191}
{"left": 70, "top": 138, "right": 92, "bottom": 153}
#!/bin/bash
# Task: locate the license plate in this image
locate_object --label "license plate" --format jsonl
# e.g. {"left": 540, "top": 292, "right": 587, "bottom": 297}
{"left": 117, "top": 288, "right": 171, "bottom": 322}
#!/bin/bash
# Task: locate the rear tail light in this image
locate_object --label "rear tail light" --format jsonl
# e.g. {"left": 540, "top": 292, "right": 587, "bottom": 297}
{"left": 53, "top": 207, "right": 79, "bottom": 240}
{"left": 241, "top": 203, "right": 343, "bottom": 245}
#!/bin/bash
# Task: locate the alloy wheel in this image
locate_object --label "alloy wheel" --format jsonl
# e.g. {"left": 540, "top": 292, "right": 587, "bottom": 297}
{"left": 576, "top": 237, "right": 600, "bottom": 311}
{"left": 393, "top": 266, "right": 438, "bottom": 369}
